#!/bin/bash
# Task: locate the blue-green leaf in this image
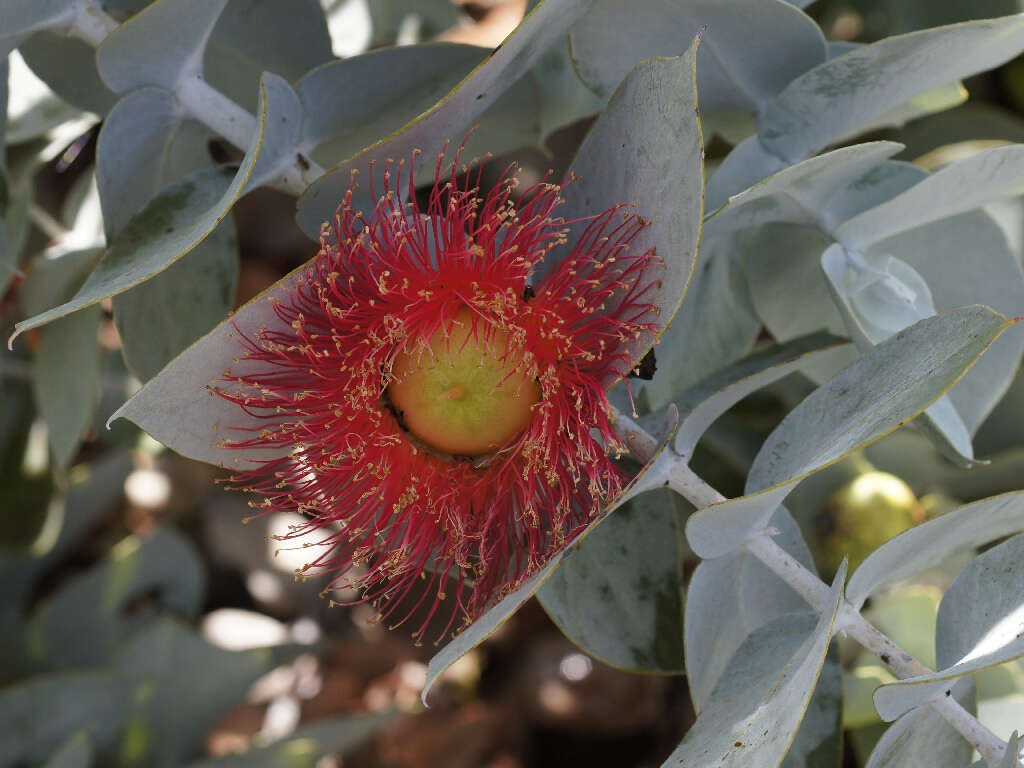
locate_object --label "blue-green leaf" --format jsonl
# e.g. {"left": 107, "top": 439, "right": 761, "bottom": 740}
{"left": 557, "top": 40, "right": 704, "bottom": 379}
{"left": 686, "top": 306, "right": 1012, "bottom": 558}
{"left": 97, "top": 0, "right": 229, "bottom": 93}
{"left": 43, "top": 730, "right": 93, "bottom": 768}
{"left": 570, "top": 0, "right": 826, "bottom": 110}
{"left": 25, "top": 527, "right": 205, "bottom": 670}
{"left": 760, "top": 14, "right": 1024, "bottom": 161}
{"left": 537, "top": 487, "right": 688, "bottom": 673}
{"left": 685, "top": 507, "right": 816, "bottom": 709}
{"left": 873, "top": 533, "right": 1024, "bottom": 720}
{"left": 96, "top": 87, "right": 213, "bottom": 237}
{"left": 664, "top": 564, "right": 845, "bottom": 767}
{"left": 31, "top": 307, "right": 103, "bottom": 470}
{"left": 114, "top": 217, "right": 238, "bottom": 381}
{"left": 12, "top": 73, "right": 290, "bottom": 341}
{"left": 847, "top": 491, "right": 1024, "bottom": 610}
{"left": 295, "top": 0, "right": 596, "bottom": 237}
{"left": 0, "top": 673, "right": 133, "bottom": 766}
{"left": 673, "top": 332, "right": 852, "bottom": 459}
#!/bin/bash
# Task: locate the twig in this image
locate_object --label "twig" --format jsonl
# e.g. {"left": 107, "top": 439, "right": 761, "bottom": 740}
{"left": 68, "top": 1, "right": 325, "bottom": 196}
{"left": 614, "top": 406, "right": 1013, "bottom": 767}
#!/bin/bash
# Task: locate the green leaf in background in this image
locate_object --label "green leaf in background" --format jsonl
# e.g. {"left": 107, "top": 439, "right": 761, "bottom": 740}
{"left": 569, "top": 0, "right": 826, "bottom": 110}
{"left": 113, "top": 618, "right": 278, "bottom": 767}
{"left": 366, "top": 0, "right": 463, "bottom": 47}
{"left": 873, "top": 533, "right": 1024, "bottom": 720}
{"left": 0, "top": 673, "right": 133, "bottom": 768}
{"left": 0, "top": 451, "right": 133, "bottom": 621}
{"left": 184, "top": 712, "right": 395, "bottom": 768}
{"left": 685, "top": 306, "right": 1013, "bottom": 558}
{"left": 25, "top": 527, "right": 205, "bottom": 671}
{"left": 295, "top": 0, "right": 597, "bottom": 236}
{"left": 664, "top": 563, "right": 845, "bottom": 768}
{"left": 556, "top": 39, "right": 704, "bottom": 381}
{"left": 847, "top": 491, "right": 1024, "bottom": 610}
{"left": 96, "top": 0, "right": 229, "bottom": 94}
{"left": 114, "top": 217, "right": 238, "bottom": 381}
{"left": 537, "top": 487, "right": 688, "bottom": 673}
{"left": 684, "top": 507, "right": 817, "bottom": 710}
{"left": 17, "top": 0, "right": 331, "bottom": 117}
{"left": 44, "top": 730, "right": 94, "bottom": 768}
{"left": 31, "top": 307, "right": 103, "bottom": 471}
{"left": 13, "top": 72, "right": 297, "bottom": 342}
{"left": 759, "top": 14, "right": 1024, "bottom": 161}
{"left": 864, "top": 680, "right": 975, "bottom": 768}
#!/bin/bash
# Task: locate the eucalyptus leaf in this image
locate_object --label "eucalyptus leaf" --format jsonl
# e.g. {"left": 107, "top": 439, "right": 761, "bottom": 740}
{"left": 530, "top": 37, "right": 604, "bottom": 140}
{"left": 96, "top": 87, "right": 213, "bottom": 236}
{"left": 296, "top": 44, "right": 486, "bottom": 157}
{"left": 31, "top": 307, "right": 103, "bottom": 471}
{"left": 759, "top": 14, "right": 1024, "bottom": 161}
{"left": 114, "top": 217, "right": 238, "bottom": 381}
{"left": 685, "top": 507, "right": 817, "bottom": 710}
{"left": 865, "top": 680, "right": 975, "bottom": 768}
{"left": 664, "top": 563, "right": 845, "bottom": 767}
{"left": 18, "top": 32, "right": 117, "bottom": 115}
{"left": 686, "top": 306, "right": 1012, "bottom": 558}
{"left": 556, "top": 40, "right": 704, "bottom": 381}
{"left": 113, "top": 618, "right": 277, "bottom": 766}
{"left": 637, "top": 234, "right": 761, "bottom": 412}
{"left": 295, "top": 0, "right": 596, "bottom": 236}
{"left": 707, "top": 141, "right": 903, "bottom": 230}
{"left": 847, "top": 491, "right": 1024, "bottom": 610}
{"left": 0, "top": 673, "right": 133, "bottom": 767}
{"left": 13, "top": 73, "right": 289, "bottom": 341}
{"left": 96, "top": 0, "right": 229, "bottom": 94}
{"left": 874, "top": 533, "right": 1024, "bottom": 720}
{"left": 43, "top": 730, "right": 93, "bottom": 768}
{"left": 25, "top": 527, "right": 205, "bottom": 670}
{"left": 0, "top": 0, "right": 79, "bottom": 43}
{"left": 836, "top": 145, "right": 1024, "bottom": 250}
{"left": 569, "top": 0, "right": 826, "bottom": 111}
{"left": 997, "top": 732, "right": 1021, "bottom": 768}
{"left": 202, "top": 0, "right": 332, "bottom": 113}
{"left": 5, "top": 50, "right": 83, "bottom": 144}
{"left": 877, "top": 211, "right": 1024, "bottom": 435}
{"left": 782, "top": 644, "right": 843, "bottom": 768}
{"left": 673, "top": 332, "right": 852, "bottom": 459}
{"left": 184, "top": 712, "right": 395, "bottom": 767}
{"left": 537, "top": 487, "right": 688, "bottom": 673}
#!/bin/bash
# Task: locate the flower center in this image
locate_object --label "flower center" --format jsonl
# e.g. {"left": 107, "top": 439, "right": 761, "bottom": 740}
{"left": 388, "top": 308, "right": 540, "bottom": 457}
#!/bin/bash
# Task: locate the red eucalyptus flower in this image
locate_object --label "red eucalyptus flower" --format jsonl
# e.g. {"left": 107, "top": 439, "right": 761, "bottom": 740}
{"left": 215, "top": 147, "right": 660, "bottom": 641}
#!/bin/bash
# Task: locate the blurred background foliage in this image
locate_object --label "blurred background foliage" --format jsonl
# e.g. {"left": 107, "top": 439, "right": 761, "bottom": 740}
{"left": 1, "top": 0, "right": 1023, "bottom": 766}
